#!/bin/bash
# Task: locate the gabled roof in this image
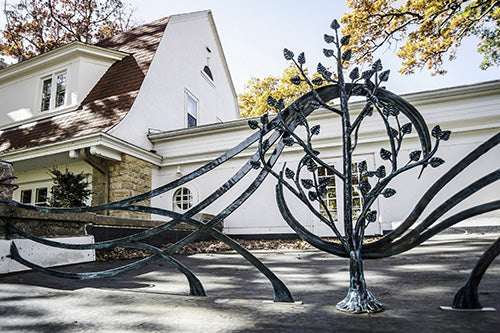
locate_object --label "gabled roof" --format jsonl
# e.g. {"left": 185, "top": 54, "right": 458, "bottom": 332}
{"left": 0, "top": 16, "right": 170, "bottom": 154}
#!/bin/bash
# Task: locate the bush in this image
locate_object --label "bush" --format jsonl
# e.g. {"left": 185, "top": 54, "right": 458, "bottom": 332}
{"left": 48, "top": 168, "right": 92, "bottom": 207}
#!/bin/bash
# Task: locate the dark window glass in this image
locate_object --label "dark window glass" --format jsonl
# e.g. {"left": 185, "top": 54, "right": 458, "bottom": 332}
{"left": 20, "top": 189, "right": 32, "bottom": 204}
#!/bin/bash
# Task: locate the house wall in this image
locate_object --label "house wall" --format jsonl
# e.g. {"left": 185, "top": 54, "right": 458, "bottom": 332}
{"left": 13, "top": 161, "right": 93, "bottom": 205}
{"left": 92, "top": 154, "right": 152, "bottom": 219}
{"left": 0, "top": 54, "right": 115, "bottom": 127}
{"left": 109, "top": 11, "right": 239, "bottom": 151}
{"left": 150, "top": 81, "right": 500, "bottom": 236}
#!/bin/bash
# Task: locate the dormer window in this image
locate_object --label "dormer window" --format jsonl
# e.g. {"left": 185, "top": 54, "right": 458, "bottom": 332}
{"left": 203, "top": 65, "right": 213, "bottom": 81}
{"left": 40, "top": 71, "right": 67, "bottom": 112}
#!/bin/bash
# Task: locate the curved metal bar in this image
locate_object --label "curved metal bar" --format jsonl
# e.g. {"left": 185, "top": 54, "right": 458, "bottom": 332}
{"left": 452, "top": 235, "right": 500, "bottom": 309}
{"left": 121, "top": 206, "right": 295, "bottom": 302}
{"left": 9, "top": 241, "right": 154, "bottom": 280}
{"left": 362, "top": 200, "right": 500, "bottom": 258}
{"left": 365, "top": 132, "right": 500, "bottom": 250}
{"left": 275, "top": 177, "right": 348, "bottom": 257}
{"left": 123, "top": 242, "right": 206, "bottom": 297}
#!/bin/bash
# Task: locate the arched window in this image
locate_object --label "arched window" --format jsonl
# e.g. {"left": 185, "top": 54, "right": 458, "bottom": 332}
{"left": 173, "top": 187, "right": 193, "bottom": 211}
{"left": 203, "top": 65, "right": 213, "bottom": 81}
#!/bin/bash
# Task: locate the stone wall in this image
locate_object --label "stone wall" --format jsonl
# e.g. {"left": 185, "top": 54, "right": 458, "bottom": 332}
{"left": 92, "top": 154, "right": 152, "bottom": 219}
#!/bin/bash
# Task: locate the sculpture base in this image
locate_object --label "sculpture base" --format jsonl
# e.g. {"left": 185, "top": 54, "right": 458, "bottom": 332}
{"left": 336, "top": 288, "right": 384, "bottom": 314}
{"left": 440, "top": 306, "right": 496, "bottom": 312}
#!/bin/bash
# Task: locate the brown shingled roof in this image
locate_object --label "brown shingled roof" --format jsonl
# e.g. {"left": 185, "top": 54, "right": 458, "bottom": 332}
{"left": 0, "top": 17, "right": 170, "bottom": 154}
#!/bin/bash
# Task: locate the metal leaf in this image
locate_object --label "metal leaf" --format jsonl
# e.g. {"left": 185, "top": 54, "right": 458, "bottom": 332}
{"left": 429, "top": 157, "right": 445, "bottom": 168}
{"left": 362, "top": 69, "right": 374, "bottom": 80}
{"left": 330, "top": 19, "right": 340, "bottom": 30}
{"left": 340, "top": 35, "right": 351, "bottom": 45}
{"left": 380, "top": 148, "right": 392, "bottom": 160}
{"left": 360, "top": 179, "right": 371, "bottom": 194}
{"left": 342, "top": 49, "right": 352, "bottom": 61}
{"left": 310, "top": 100, "right": 321, "bottom": 110}
{"left": 321, "top": 70, "right": 332, "bottom": 81}
{"left": 390, "top": 127, "right": 399, "bottom": 138}
{"left": 324, "top": 34, "right": 335, "bottom": 43}
{"left": 379, "top": 69, "right": 390, "bottom": 82}
{"left": 323, "top": 48, "right": 334, "bottom": 58}
{"left": 317, "top": 186, "right": 327, "bottom": 197}
{"left": 250, "top": 160, "right": 261, "bottom": 169}
{"left": 349, "top": 67, "right": 359, "bottom": 80}
{"left": 366, "top": 210, "right": 377, "bottom": 222}
{"left": 440, "top": 130, "right": 451, "bottom": 141}
{"left": 317, "top": 62, "right": 327, "bottom": 74}
{"left": 283, "top": 48, "right": 294, "bottom": 60}
{"left": 285, "top": 168, "right": 295, "bottom": 179}
{"left": 364, "top": 79, "right": 375, "bottom": 92}
{"left": 283, "top": 136, "right": 294, "bottom": 146}
{"left": 260, "top": 113, "right": 268, "bottom": 125}
{"left": 248, "top": 120, "right": 259, "bottom": 130}
{"left": 311, "top": 125, "right": 320, "bottom": 136}
{"left": 312, "top": 77, "right": 323, "bottom": 86}
{"left": 375, "top": 165, "right": 386, "bottom": 178}
{"left": 301, "top": 179, "right": 314, "bottom": 189}
{"left": 267, "top": 96, "right": 276, "bottom": 107}
{"left": 308, "top": 191, "right": 318, "bottom": 201}
{"left": 358, "top": 160, "right": 367, "bottom": 172}
{"left": 276, "top": 98, "right": 285, "bottom": 111}
{"left": 262, "top": 139, "right": 270, "bottom": 151}
{"left": 401, "top": 123, "right": 412, "bottom": 134}
{"left": 431, "top": 125, "right": 442, "bottom": 139}
{"left": 306, "top": 158, "right": 318, "bottom": 172}
{"left": 290, "top": 75, "right": 302, "bottom": 85}
{"left": 372, "top": 59, "right": 383, "bottom": 72}
{"left": 409, "top": 150, "right": 421, "bottom": 161}
{"left": 319, "top": 177, "right": 330, "bottom": 187}
{"left": 298, "top": 52, "right": 306, "bottom": 65}
{"left": 382, "top": 188, "right": 396, "bottom": 198}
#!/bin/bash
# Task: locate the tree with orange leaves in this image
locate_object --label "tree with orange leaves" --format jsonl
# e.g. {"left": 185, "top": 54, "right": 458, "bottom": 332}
{"left": 0, "top": 0, "right": 136, "bottom": 61}
{"left": 341, "top": 0, "right": 499, "bottom": 75}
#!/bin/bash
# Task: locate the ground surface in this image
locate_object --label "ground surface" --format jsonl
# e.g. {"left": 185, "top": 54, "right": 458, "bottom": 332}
{"left": 0, "top": 233, "right": 499, "bottom": 332}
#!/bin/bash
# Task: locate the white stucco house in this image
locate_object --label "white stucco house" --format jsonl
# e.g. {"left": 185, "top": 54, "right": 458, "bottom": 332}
{"left": 150, "top": 80, "right": 500, "bottom": 237}
{"left": 0, "top": 9, "right": 498, "bottom": 241}
{"left": 0, "top": 10, "right": 239, "bottom": 219}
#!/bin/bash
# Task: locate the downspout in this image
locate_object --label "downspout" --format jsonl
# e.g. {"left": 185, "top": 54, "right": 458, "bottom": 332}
{"left": 79, "top": 148, "right": 110, "bottom": 213}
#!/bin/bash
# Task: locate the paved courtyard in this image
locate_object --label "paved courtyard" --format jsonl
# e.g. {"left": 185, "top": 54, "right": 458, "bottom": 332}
{"left": 0, "top": 232, "right": 499, "bottom": 332}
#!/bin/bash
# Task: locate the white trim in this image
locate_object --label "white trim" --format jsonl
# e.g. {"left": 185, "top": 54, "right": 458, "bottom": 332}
{"left": 0, "top": 42, "right": 128, "bottom": 82}
{"left": 0, "top": 132, "right": 162, "bottom": 166}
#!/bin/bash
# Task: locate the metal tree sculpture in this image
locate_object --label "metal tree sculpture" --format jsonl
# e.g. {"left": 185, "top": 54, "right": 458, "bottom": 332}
{"left": 248, "top": 19, "right": 500, "bottom": 313}
{"left": 2, "top": 18, "right": 499, "bottom": 315}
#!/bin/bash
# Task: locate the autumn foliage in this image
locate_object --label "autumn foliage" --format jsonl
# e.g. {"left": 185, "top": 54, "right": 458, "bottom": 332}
{"left": 0, "top": 0, "right": 135, "bottom": 60}
{"left": 341, "top": 0, "right": 500, "bottom": 74}
{"left": 238, "top": 64, "right": 325, "bottom": 118}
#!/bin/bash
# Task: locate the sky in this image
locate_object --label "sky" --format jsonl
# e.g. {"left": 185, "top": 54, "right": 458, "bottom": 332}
{"left": 1, "top": 0, "right": 499, "bottom": 95}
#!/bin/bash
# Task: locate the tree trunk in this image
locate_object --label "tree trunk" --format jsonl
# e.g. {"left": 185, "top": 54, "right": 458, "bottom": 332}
{"left": 336, "top": 249, "right": 384, "bottom": 313}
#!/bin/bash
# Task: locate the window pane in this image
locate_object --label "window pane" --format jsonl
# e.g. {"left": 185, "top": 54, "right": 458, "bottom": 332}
{"left": 173, "top": 187, "right": 193, "bottom": 211}
{"left": 55, "top": 73, "right": 66, "bottom": 107}
{"left": 20, "top": 190, "right": 32, "bottom": 204}
{"left": 187, "top": 96, "right": 197, "bottom": 117}
{"left": 35, "top": 187, "right": 48, "bottom": 206}
{"left": 187, "top": 114, "right": 197, "bottom": 127}
{"left": 41, "top": 78, "right": 52, "bottom": 111}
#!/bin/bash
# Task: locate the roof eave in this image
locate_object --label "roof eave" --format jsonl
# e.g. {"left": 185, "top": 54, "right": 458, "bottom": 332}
{"left": 0, "top": 41, "right": 129, "bottom": 82}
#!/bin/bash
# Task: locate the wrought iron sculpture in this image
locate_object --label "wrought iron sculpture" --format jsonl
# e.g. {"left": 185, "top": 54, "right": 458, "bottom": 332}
{"left": 2, "top": 19, "right": 499, "bottom": 314}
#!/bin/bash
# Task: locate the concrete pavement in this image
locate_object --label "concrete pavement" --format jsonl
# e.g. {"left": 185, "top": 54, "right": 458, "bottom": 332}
{"left": 0, "top": 232, "right": 499, "bottom": 332}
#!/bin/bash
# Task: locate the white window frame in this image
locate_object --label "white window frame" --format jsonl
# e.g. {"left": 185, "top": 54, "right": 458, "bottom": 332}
{"left": 18, "top": 185, "right": 50, "bottom": 206}
{"left": 185, "top": 89, "right": 198, "bottom": 128}
{"left": 172, "top": 187, "right": 194, "bottom": 212}
{"left": 39, "top": 69, "right": 67, "bottom": 113}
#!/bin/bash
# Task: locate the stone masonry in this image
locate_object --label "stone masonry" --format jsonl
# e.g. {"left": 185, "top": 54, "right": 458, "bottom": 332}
{"left": 92, "top": 154, "right": 152, "bottom": 219}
